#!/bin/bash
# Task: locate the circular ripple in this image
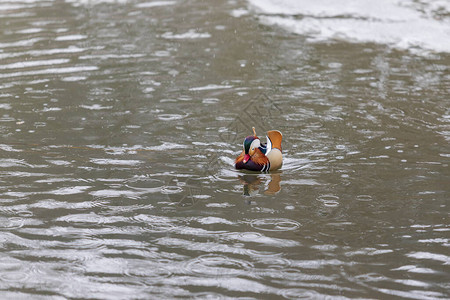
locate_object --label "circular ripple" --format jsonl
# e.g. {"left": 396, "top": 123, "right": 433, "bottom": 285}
{"left": 160, "top": 185, "right": 183, "bottom": 194}
{"left": 0, "top": 258, "right": 30, "bottom": 282}
{"left": 280, "top": 288, "right": 320, "bottom": 299}
{"left": 0, "top": 217, "right": 24, "bottom": 230}
{"left": 236, "top": 231, "right": 263, "bottom": 240}
{"left": 56, "top": 213, "right": 106, "bottom": 226}
{"left": 158, "top": 114, "right": 186, "bottom": 121}
{"left": 250, "top": 218, "right": 301, "bottom": 232}
{"left": 356, "top": 194, "right": 373, "bottom": 202}
{"left": 317, "top": 194, "right": 340, "bottom": 207}
{"left": 16, "top": 210, "right": 34, "bottom": 217}
{"left": 66, "top": 237, "right": 106, "bottom": 251}
{"left": 125, "top": 177, "right": 162, "bottom": 190}
{"left": 132, "top": 214, "right": 178, "bottom": 233}
{"left": 185, "top": 254, "right": 253, "bottom": 277}
{"left": 193, "top": 292, "right": 225, "bottom": 299}
{"left": 124, "top": 260, "right": 172, "bottom": 279}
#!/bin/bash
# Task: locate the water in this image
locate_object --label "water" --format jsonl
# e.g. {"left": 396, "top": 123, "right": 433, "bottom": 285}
{"left": 249, "top": 0, "right": 450, "bottom": 55}
{"left": 0, "top": 0, "right": 449, "bottom": 298}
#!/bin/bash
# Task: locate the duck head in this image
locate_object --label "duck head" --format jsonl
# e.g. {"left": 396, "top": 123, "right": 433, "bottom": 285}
{"left": 242, "top": 135, "right": 261, "bottom": 164}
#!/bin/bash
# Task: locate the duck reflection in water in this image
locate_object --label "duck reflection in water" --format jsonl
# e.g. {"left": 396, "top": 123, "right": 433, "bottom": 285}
{"left": 239, "top": 173, "right": 281, "bottom": 196}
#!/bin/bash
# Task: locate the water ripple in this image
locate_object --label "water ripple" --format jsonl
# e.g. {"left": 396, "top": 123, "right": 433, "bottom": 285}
{"left": 0, "top": 66, "right": 98, "bottom": 79}
{"left": 0, "top": 217, "right": 25, "bottom": 230}
{"left": 124, "top": 259, "right": 172, "bottom": 279}
{"left": 317, "top": 194, "right": 340, "bottom": 207}
{"left": 184, "top": 254, "right": 254, "bottom": 277}
{"left": 0, "top": 257, "right": 31, "bottom": 282}
{"left": 131, "top": 215, "right": 178, "bottom": 233}
{"left": 356, "top": 194, "right": 373, "bottom": 202}
{"left": 250, "top": 218, "right": 301, "bottom": 232}
{"left": 0, "top": 0, "right": 448, "bottom": 298}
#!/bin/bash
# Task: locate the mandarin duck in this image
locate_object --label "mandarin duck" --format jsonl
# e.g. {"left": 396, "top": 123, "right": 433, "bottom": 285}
{"left": 235, "top": 127, "right": 283, "bottom": 172}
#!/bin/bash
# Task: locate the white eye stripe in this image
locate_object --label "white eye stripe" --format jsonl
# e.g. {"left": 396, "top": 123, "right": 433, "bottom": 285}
{"left": 250, "top": 139, "right": 261, "bottom": 149}
{"left": 266, "top": 135, "right": 272, "bottom": 154}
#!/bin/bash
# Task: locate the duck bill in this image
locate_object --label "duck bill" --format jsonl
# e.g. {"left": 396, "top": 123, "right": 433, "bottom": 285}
{"left": 243, "top": 154, "right": 250, "bottom": 164}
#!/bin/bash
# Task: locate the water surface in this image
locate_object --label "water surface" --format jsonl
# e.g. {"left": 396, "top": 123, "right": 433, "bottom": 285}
{"left": 0, "top": 0, "right": 449, "bottom": 298}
